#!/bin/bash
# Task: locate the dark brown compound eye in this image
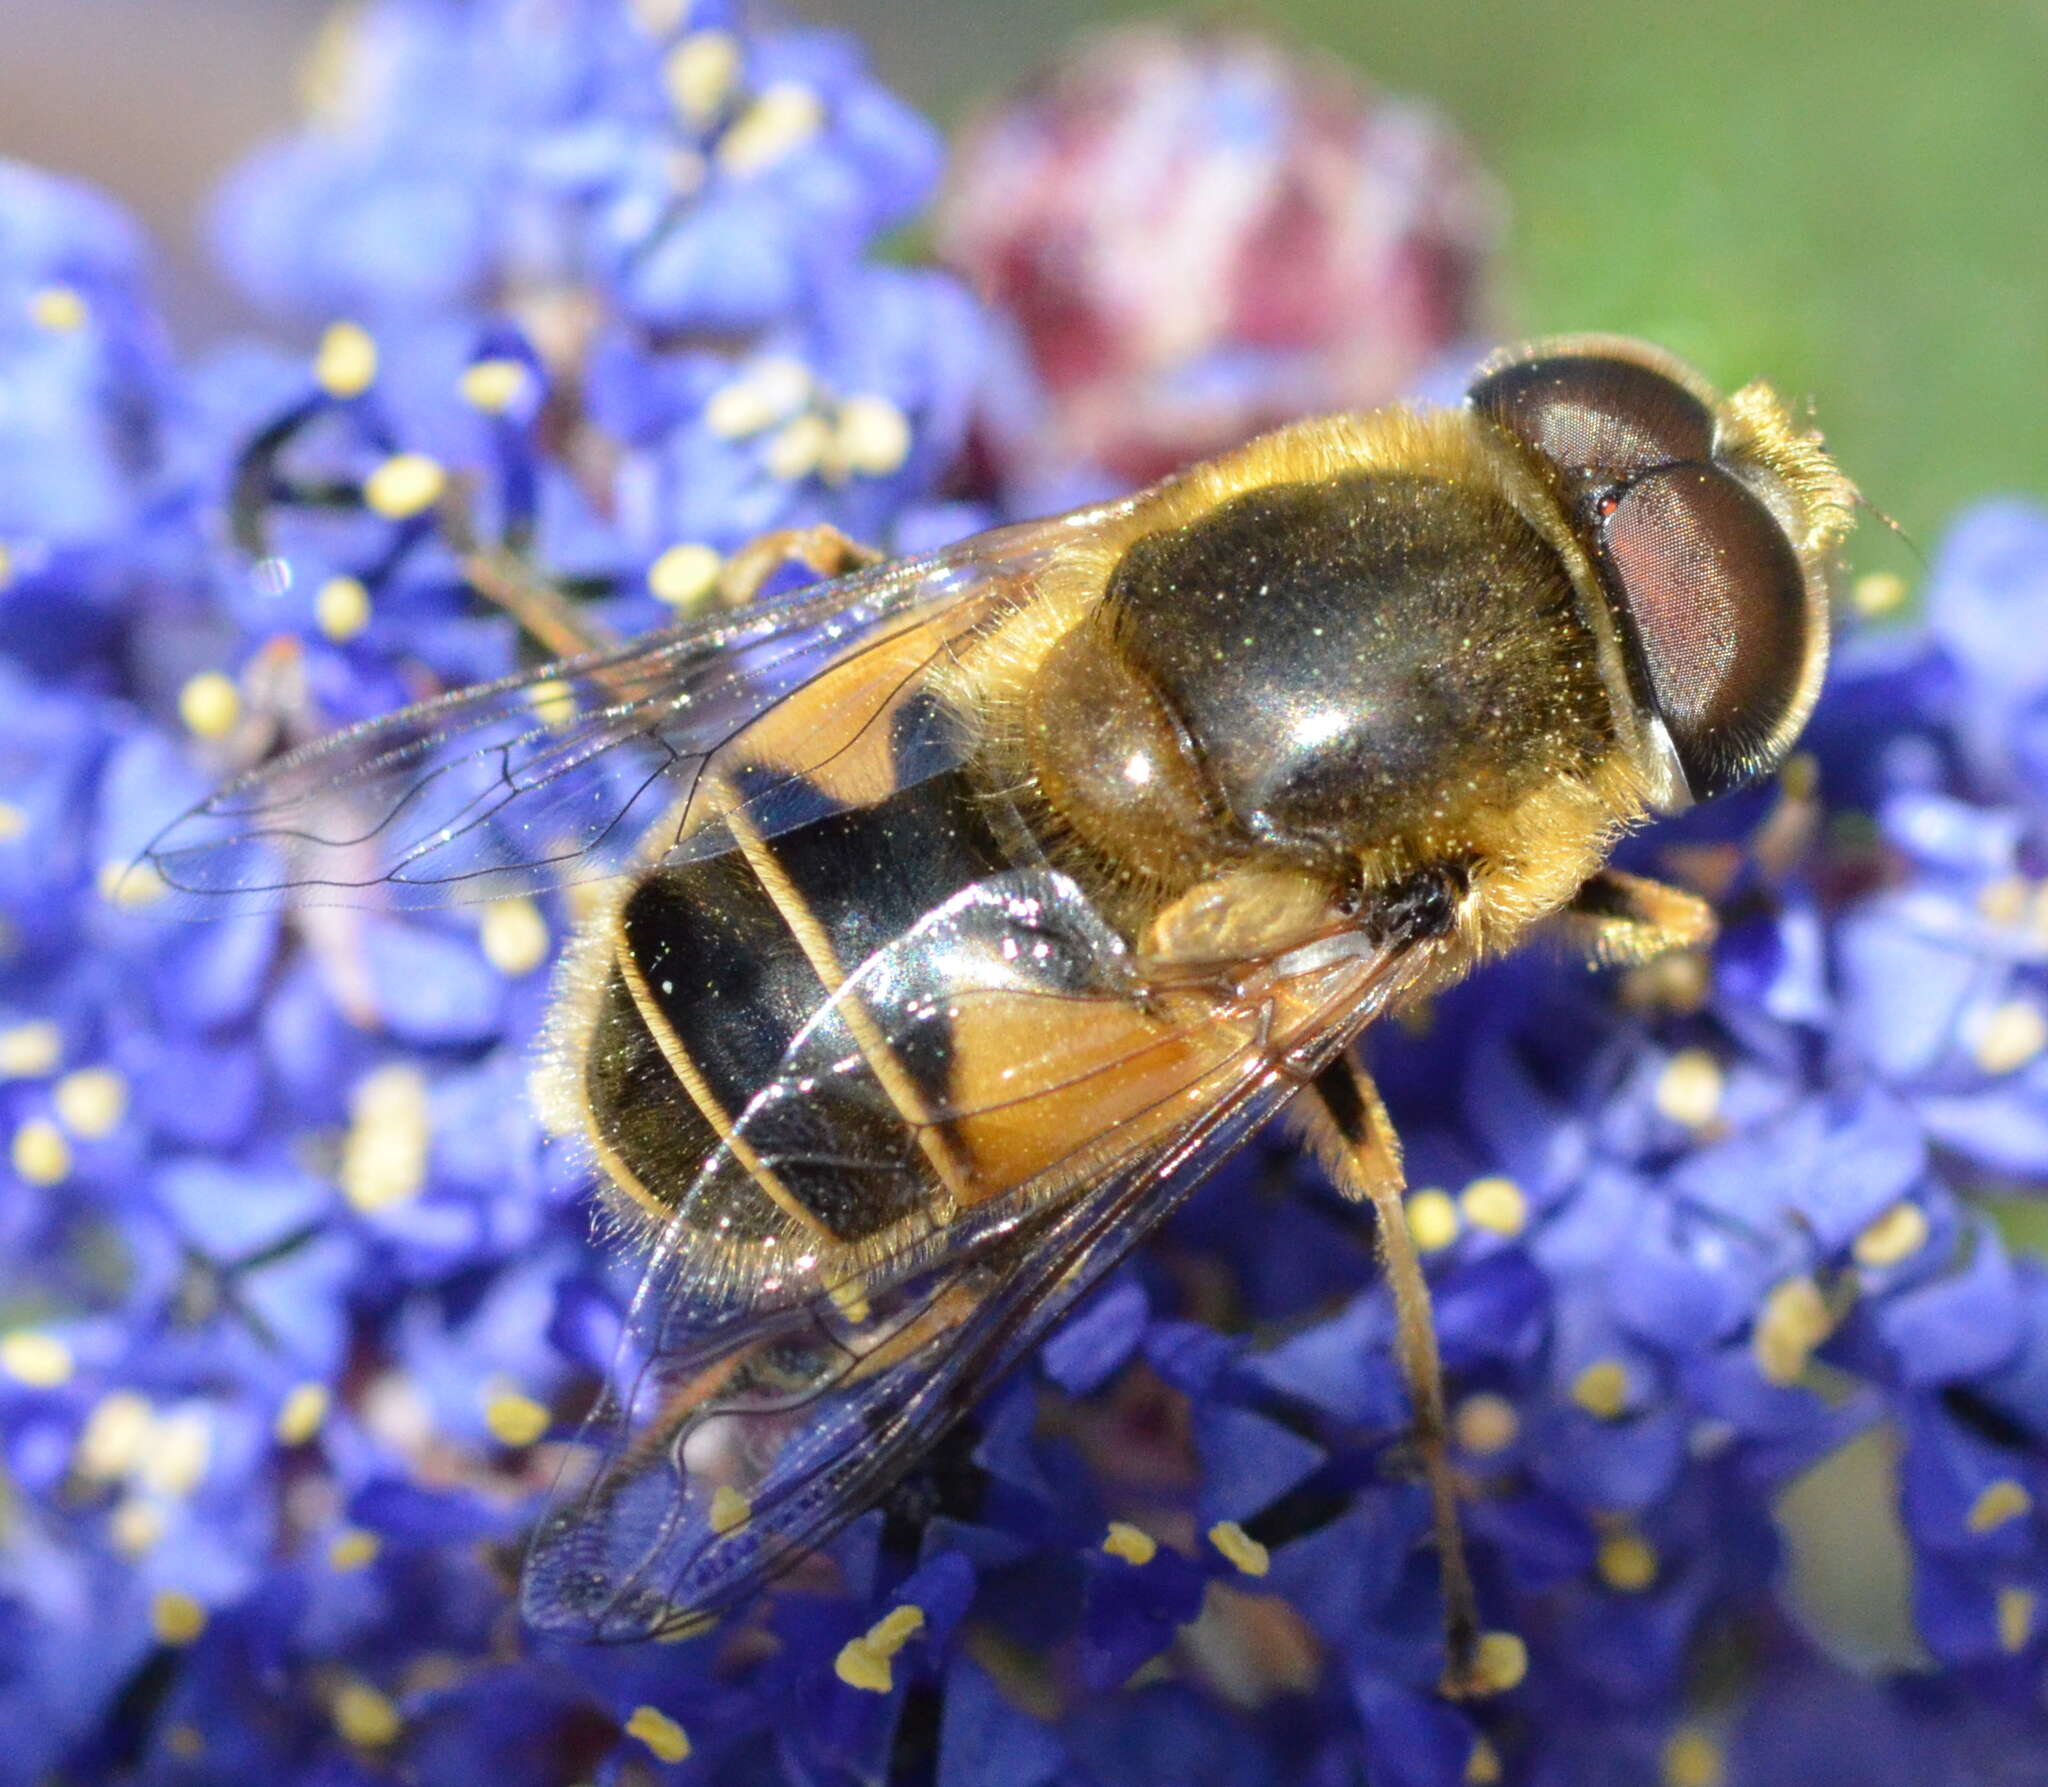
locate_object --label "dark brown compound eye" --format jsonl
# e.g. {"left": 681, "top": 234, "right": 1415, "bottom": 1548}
{"left": 1470, "top": 353, "right": 1716, "bottom": 509}
{"left": 1597, "top": 462, "right": 1813, "bottom": 800}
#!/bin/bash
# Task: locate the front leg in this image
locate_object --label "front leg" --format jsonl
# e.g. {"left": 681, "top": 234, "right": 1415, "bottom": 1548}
{"left": 1561, "top": 867, "right": 1715, "bottom": 967}
{"left": 1295, "top": 1053, "right": 1484, "bottom": 1696}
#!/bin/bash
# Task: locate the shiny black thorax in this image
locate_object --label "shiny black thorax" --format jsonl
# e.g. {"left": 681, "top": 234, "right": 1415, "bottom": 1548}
{"left": 1097, "top": 469, "right": 1612, "bottom": 860}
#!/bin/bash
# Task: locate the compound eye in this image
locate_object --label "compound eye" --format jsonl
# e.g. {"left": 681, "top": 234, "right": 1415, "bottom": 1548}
{"left": 1599, "top": 462, "right": 1812, "bottom": 800}
{"left": 1471, "top": 353, "right": 1715, "bottom": 507}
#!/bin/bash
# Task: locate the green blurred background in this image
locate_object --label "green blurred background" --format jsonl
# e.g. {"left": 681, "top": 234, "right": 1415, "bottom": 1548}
{"left": 2, "top": 0, "right": 2042, "bottom": 538}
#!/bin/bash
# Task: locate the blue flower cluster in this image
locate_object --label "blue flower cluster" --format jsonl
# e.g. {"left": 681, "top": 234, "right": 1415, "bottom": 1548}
{"left": 1, "top": 4, "right": 2045, "bottom": 1783}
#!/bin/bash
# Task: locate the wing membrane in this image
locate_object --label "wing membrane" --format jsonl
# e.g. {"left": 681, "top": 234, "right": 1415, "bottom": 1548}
{"left": 522, "top": 868, "right": 1445, "bottom": 1640}
{"left": 141, "top": 516, "right": 1089, "bottom": 912}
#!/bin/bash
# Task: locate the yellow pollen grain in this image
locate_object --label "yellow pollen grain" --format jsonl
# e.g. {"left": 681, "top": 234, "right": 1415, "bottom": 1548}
{"left": 718, "top": 83, "right": 825, "bottom": 176}
{"left": 363, "top": 452, "right": 446, "bottom": 520}
{"left": 1852, "top": 1201, "right": 1930, "bottom": 1268}
{"left": 1571, "top": 1359, "right": 1631, "bottom": 1420}
{"left": 313, "top": 321, "right": 378, "bottom": 397}
{"left": 54, "top": 1066, "right": 126, "bottom": 1139}
{"left": 0, "top": 1020, "right": 61, "bottom": 1079}
{"left": 141, "top": 1407, "right": 212, "bottom": 1497}
{"left": 626, "top": 1704, "right": 692, "bottom": 1763}
{"left": 481, "top": 897, "right": 550, "bottom": 977}
{"left": 483, "top": 1387, "right": 550, "bottom": 1448}
{"left": 1972, "top": 999, "right": 2047, "bottom": 1076}
{"left": 1597, "top": 1531, "right": 1659, "bottom": 1592}
{"left": 165, "top": 1725, "right": 204, "bottom": 1760}
{"left": 708, "top": 1484, "right": 751, "bottom": 1534}
{"left": 1998, "top": 1585, "right": 2037, "bottom": 1654}
{"left": 11, "top": 1117, "right": 71, "bottom": 1186}
{"left": 1754, "top": 1276, "right": 1834, "bottom": 1386}
{"left": 112, "top": 1498, "right": 166, "bottom": 1555}
{"left": 1453, "top": 1392, "right": 1519, "bottom": 1456}
{"left": 1459, "top": 1175, "right": 1527, "bottom": 1238}
{"left": 151, "top": 1590, "right": 208, "bottom": 1647}
{"left": 77, "top": 1391, "right": 153, "bottom": 1479}
{"left": 1405, "top": 1187, "right": 1460, "bottom": 1252}
{"left": 1467, "top": 1629, "right": 1528, "bottom": 1695}
{"left": 341, "top": 1063, "right": 432, "bottom": 1212}
{"left": 178, "top": 670, "right": 242, "bottom": 739}
{"left": 1102, "top": 1521, "right": 1158, "bottom": 1566}
{"left": 315, "top": 574, "right": 371, "bottom": 641}
{"left": 1207, "top": 1520, "right": 1270, "bottom": 1577}
{"left": 663, "top": 29, "right": 743, "bottom": 127}
{"left": 274, "top": 1381, "right": 330, "bottom": 1446}
{"left": 830, "top": 395, "right": 912, "bottom": 479}
{"left": 30, "top": 285, "right": 87, "bottom": 332}
{"left": 329, "top": 1527, "right": 382, "bottom": 1571}
{"left": 648, "top": 541, "right": 723, "bottom": 609}
{"left": 1655, "top": 1048, "right": 1724, "bottom": 1127}
{"left": 1662, "top": 1727, "right": 1726, "bottom": 1787}
{"left": 0, "top": 1328, "right": 73, "bottom": 1388}
{"left": 1852, "top": 570, "right": 1910, "bottom": 617}
{"left": 457, "top": 356, "right": 532, "bottom": 415}
{"left": 0, "top": 801, "right": 25, "bottom": 843}
{"left": 1968, "top": 1479, "right": 2034, "bottom": 1534}
{"left": 765, "top": 411, "right": 832, "bottom": 483}
{"left": 332, "top": 1679, "right": 402, "bottom": 1748}
{"left": 1465, "top": 1737, "right": 1503, "bottom": 1785}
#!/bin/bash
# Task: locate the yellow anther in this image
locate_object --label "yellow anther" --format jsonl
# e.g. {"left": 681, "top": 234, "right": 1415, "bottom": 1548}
{"left": 1754, "top": 1276, "right": 1834, "bottom": 1386}
{"left": 1453, "top": 1392, "right": 1519, "bottom": 1456}
{"left": 1207, "top": 1520, "right": 1270, "bottom": 1577}
{"left": 834, "top": 1636, "right": 894, "bottom": 1693}
{"left": 1852, "top": 1201, "right": 1930, "bottom": 1268}
{"left": 1998, "top": 1585, "right": 2037, "bottom": 1653}
{"left": 11, "top": 1117, "right": 71, "bottom": 1186}
{"left": 1968, "top": 1479, "right": 2034, "bottom": 1534}
{"left": 151, "top": 1590, "right": 208, "bottom": 1647}
{"left": 1852, "top": 571, "right": 1909, "bottom": 617}
{"left": 274, "top": 1381, "right": 330, "bottom": 1446}
{"left": 1655, "top": 1047, "right": 1724, "bottom": 1128}
{"left": 457, "top": 356, "right": 532, "bottom": 415}
{"left": 648, "top": 541, "right": 724, "bottom": 609}
{"left": 329, "top": 1527, "right": 382, "bottom": 1571}
{"left": 708, "top": 1485, "right": 751, "bottom": 1534}
{"left": 141, "top": 1406, "right": 212, "bottom": 1497}
{"left": 663, "top": 29, "right": 743, "bottom": 126}
{"left": 178, "top": 670, "right": 242, "bottom": 739}
{"left": 76, "top": 1391, "right": 153, "bottom": 1478}
{"left": 30, "top": 285, "right": 86, "bottom": 332}
{"left": 54, "top": 1066, "right": 126, "bottom": 1139}
{"left": 483, "top": 1388, "right": 550, "bottom": 1448}
{"left": 626, "top": 1704, "right": 692, "bottom": 1762}
{"left": 332, "top": 1679, "right": 402, "bottom": 1748}
{"left": 111, "top": 1498, "right": 166, "bottom": 1555}
{"left": 629, "top": 0, "right": 689, "bottom": 32}
{"left": 1571, "top": 1359, "right": 1631, "bottom": 1420}
{"left": 1466, "top": 1629, "right": 1528, "bottom": 1695}
{"left": 705, "top": 356, "right": 812, "bottom": 437}
{"left": 315, "top": 575, "right": 371, "bottom": 641}
{"left": 1405, "top": 1187, "right": 1460, "bottom": 1252}
{"left": 1459, "top": 1175, "right": 1527, "bottom": 1237}
{"left": 341, "top": 1064, "right": 432, "bottom": 1212}
{"left": 314, "top": 321, "right": 378, "bottom": 398}
{"left": 0, "top": 1329, "right": 73, "bottom": 1387}
{"left": 1978, "top": 876, "right": 2030, "bottom": 926}
{"left": 718, "top": 83, "right": 825, "bottom": 175}
{"left": 1596, "top": 1531, "right": 1659, "bottom": 1592}
{"left": 481, "top": 897, "right": 550, "bottom": 977}
{"left": 867, "top": 1604, "right": 926, "bottom": 1655}
{"left": 1662, "top": 1727, "right": 1726, "bottom": 1787}
{"left": 363, "top": 452, "right": 446, "bottom": 520}
{"left": 1972, "top": 999, "right": 2047, "bottom": 1075}
{"left": 829, "top": 395, "right": 912, "bottom": 480}
{"left": 1465, "top": 1737, "right": 1503, "bottom": 1785}
{"left": 100, "top": 859, "right": 166, "bottom": 908}
{"left": 765, "top": 412, "right": 832, "bottom": 483}
{"left": 165, "top": 1725, "right": 204, "bottom": 1760}
{"left": 1102, "top": 1521, "right": 1158, "bottom": 1566}
{"left": 0, "top": 800, "right": 24, "bottom": 842}
{"left": 0, "top": 1021, "right": 60, "bottom": 1078}
{"left": 526, "top": 677, "right": 577, "bottom": 728}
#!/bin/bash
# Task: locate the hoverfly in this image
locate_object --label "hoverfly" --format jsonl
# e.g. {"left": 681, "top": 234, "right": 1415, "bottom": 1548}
{"left": 146, "top": 337, "right": 1856, "bottom": 1690}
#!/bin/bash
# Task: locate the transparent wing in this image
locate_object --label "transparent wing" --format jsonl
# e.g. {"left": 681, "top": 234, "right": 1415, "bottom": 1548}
{"left": 522, "top": 868, "right": 1443, "bottom": 1641}
{"left": 140, "top": 513, "right": 1099, "bottom": 913}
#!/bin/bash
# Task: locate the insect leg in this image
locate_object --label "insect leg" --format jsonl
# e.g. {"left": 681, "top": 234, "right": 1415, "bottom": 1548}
{"left": 717, "top": 525, "right": 883, "bottom": 608}
{"left": 1561, "top": 868, "right": 1715, "bottom": 966}
{"left": 1300, "top": 1054, "right": 1483, "bottom": 1696}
